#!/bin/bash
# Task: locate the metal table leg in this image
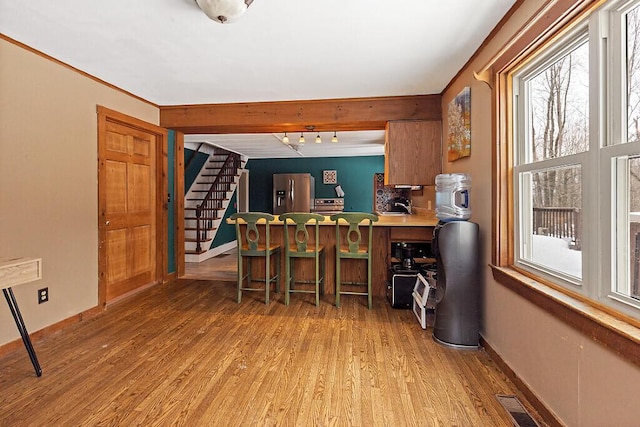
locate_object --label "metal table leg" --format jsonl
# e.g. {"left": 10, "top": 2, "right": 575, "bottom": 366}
{"left": 3, "top": 288, "right": 42, "bottom": 377}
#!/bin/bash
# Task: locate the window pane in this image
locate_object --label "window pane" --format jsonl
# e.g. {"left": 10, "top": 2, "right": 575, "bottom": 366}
{"left": 528, "top": 42, "right": 589, "bottom": 161}
{"left": 627, "top": 6, "right": 640, "bottom": 143}
{"left": 617, "top": 155, "right": 640, "bottom": 300}
{"left": 521, "top": 166, "right": 582, "bottom": 279}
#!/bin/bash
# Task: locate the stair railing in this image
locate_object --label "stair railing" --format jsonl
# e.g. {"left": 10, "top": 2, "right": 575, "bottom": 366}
{"left": 195, "top": 152, "right": 242, "bottom": 253}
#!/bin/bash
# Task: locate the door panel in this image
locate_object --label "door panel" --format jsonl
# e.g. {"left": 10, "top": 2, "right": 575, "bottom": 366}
{"left": 106, "top": 160, "right": 128, "bottom": 213}
{"left": 106, "top": 229, "right": 127, "bottom": 283}
{"left": 100, "top": 118, "right": 157, "bottom": 302}
{"left": 131, "top": 225, "right": 151, "bottom": 276}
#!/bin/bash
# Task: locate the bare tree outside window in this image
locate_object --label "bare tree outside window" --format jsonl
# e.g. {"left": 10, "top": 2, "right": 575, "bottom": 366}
{"left": 627, "top": 7, "right": 640, "bottom": 212}
{"left": 521, "top": 42, "right": 589, "bottom": 266}
{"left": 528, "top": 42, "right": 589, "bottom": 210}
{"left": 625, "top": 7, "right": 640, "bottom": 299}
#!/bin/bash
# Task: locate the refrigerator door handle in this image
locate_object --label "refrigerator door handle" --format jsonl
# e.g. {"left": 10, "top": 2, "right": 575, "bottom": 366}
{"left": 290, "top": 179, "right": 294, "bottom": 201}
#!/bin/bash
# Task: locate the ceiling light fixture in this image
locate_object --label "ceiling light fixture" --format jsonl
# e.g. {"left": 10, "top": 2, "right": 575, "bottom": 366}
{"left": 195, "top": 0, "right": 254, "bottom": 24}
{"left": 282, "top": 132, "right": 289, "bottom": 144}
{"left": 299, "top": 133, "right": 305, "bottom": 145}
{"left": 315, "top": 133, "right": 322, "bottom": 144}
{"left": 331, "top": 131, "right": 338, "bottom": 143}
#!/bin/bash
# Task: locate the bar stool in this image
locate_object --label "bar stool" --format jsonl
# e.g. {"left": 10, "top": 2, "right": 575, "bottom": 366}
{"left": 329, "top": 212, "right": 379, "bottom": 309}
{"left": 279, "top": 213, "right": 326, "bottom": 307}
{"left": 229, "top": 212, "right": 281, "bottom": 304}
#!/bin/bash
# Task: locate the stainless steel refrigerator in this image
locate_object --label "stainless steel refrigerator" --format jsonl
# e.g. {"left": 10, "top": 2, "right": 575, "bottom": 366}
{"left": 272, "top": 173, "right": 315, "bottom": 214}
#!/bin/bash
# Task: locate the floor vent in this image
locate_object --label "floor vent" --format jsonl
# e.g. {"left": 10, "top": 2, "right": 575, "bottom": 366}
{"left": 496, "top": 394, "right": 540, "bottom": 427}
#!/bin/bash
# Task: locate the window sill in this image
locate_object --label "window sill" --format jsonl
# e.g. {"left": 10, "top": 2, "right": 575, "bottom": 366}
{"left": 491, "top": 265, "right": 640, "bottom": 368}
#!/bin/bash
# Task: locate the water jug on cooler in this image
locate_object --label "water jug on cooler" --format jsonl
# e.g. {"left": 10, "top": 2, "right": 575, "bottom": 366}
{"left": 435, "top": 173, "right": 471, "bottom": 222}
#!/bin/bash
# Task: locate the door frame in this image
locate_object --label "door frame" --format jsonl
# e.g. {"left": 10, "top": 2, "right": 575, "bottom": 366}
{"left": 174, "top": 131, "right": 185, "bottom": 277}
{"left": 97, "top": 105, "right": 169, "bottom": 307}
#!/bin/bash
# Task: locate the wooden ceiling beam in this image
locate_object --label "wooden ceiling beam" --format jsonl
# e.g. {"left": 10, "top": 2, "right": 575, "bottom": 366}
{"left": 159, "top": 95, "right": 441, "bottom": 134}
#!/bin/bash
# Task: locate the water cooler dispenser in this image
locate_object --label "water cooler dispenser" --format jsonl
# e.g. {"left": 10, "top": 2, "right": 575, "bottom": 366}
{"left": 432, "top": 174, "right": 480, "bottom": 348}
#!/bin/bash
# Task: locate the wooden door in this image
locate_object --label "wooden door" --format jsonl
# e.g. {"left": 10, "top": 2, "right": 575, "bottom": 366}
{"left": 98, "top": 107, "right": 166, "bottom": 304}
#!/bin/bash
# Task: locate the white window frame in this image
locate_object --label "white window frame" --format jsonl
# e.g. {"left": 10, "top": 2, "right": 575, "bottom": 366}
{"left": 513, "top": 26, "right": 590, "bottom": 290}
{"left": 511, "top": 0, "right": 640, "bottom": 318}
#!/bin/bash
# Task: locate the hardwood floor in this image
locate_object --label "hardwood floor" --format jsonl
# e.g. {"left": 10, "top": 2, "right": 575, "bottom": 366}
{"left": 0, "top": 278, "right": 545, "bottom": 426}
{"left": 183, "top": 251, "right": 238, "bottom": 282}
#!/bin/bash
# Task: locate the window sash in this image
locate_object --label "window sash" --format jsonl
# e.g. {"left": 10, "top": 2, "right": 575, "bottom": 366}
{"left": 511, "top": 0, "right": 640, "bottom": 317}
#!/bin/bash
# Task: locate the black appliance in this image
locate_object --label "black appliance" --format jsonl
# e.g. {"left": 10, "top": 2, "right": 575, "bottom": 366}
{"left": 432, "top": 220, "right": 480, "bottom": 348}
{"left": 390, "top": 241, "right": 431, "bottom": 262}
{"left": 387, "top": 241, "right": 434, "bottom": 309}
{"left": 387, "top": 264, "right": 422, "bottom": 309}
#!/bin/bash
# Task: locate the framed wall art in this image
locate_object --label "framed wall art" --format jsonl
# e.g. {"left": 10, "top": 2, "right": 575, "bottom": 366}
{"left": 323, "top": 170, "right": 337, "bottom": 184}
{"left": 447, "top": 86, "right": 471, "bottom": 162}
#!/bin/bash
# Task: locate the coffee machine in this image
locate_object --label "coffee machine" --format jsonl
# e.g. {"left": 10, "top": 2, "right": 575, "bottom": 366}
{"left": 401, "top": 245, "right": 415, "bottom": 270}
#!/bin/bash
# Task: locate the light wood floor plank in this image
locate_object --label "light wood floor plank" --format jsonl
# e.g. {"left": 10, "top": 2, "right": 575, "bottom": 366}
{"left": 0, "top": 278, "right": 546, "bottom": 426}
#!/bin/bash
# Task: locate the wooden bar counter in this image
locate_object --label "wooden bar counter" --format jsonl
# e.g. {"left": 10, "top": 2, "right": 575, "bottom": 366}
{"left": 227, "top": 214, "right": 438, "bottom": 298}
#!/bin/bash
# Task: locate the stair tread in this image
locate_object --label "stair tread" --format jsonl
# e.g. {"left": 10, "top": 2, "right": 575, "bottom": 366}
{"left": 185, "top": 237, "right": 212, "bottom": 243}
{"left": 185, "top": 199, "right": 229, "bottom": 209}
{"left": 184, "top": 204, "right": 229, "bottom": 207}
{"left": 184, "top": 226, "right": 218, "bottom": 231}
{"left": 202, "top": 172, "right": 242, "bottom": 175}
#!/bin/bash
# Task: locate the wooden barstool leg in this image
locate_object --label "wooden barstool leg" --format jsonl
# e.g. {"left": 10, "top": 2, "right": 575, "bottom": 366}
{"left": 335, "top": 255, "right": 341, "bottom": 308}
{"left": 275, "top": 251, "right": 281, "bottom": 294}
{"left": 314, "top": 252, "right": 319, "bottom": 307}
{"left": 237, "top": 252, "right": 243, "bottom": 304}
{"left": 285, "top": 253, "right": 291, "bottom": 306}
{"left": 367, "top": 257, "right": 373, "bottom": 309}
{"left": 265, "top": 252, "right": 270, "bottom": 305}
{"left": 320, "top": 250, "right": 325, "bottom": 296}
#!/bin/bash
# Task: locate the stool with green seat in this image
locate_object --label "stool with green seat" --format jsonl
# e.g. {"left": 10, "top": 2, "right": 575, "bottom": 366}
{"left": 279, "top": 213, "right": 326, "bottom": 307}
{"left": 229, "top": 212, "right": 281, "bottom": 304}
{"left": 329, "top": 212, "right": 379, "bottom": 309}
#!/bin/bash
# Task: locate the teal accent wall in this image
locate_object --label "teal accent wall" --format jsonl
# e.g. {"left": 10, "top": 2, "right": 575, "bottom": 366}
{"left": 246, "top": 156, "right": 384, "bottom": 212}
{"left": 211, "top": 191, "right": 238, "bottom": 249}
{"left": 168, "top": 130, "right": 176, "bottom": 274}
{"left": 184, "top": 148, "right": 209, "bottom": 193}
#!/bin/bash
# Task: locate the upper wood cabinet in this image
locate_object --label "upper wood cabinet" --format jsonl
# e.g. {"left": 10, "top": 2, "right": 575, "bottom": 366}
{"left": 384, "top": 120, "right": 442, "bottom": 185}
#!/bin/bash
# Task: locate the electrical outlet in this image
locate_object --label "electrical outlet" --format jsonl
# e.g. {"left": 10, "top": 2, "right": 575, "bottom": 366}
{"left": 38, "top": 288, "right": 49, "bottom": 304}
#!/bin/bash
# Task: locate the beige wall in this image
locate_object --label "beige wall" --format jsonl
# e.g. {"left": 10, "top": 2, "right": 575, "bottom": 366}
{"left": 441, "top": 1, "right": 640, "bottom": 426}
{"left": 0, "top": 39, "right": 158, "bottom": 345}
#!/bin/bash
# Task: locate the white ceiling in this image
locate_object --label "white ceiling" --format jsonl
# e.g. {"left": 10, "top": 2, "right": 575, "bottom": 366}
{"left": 0, "top": 0, "right": 516, "bottom": 158}
{"left": 185, "top": 130, "right": 387, "bottom": 159}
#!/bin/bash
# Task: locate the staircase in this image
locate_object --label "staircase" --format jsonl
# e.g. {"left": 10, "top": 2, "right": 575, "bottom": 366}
{"left": 185, "top": 145, "right": 245, "bottom": 262}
